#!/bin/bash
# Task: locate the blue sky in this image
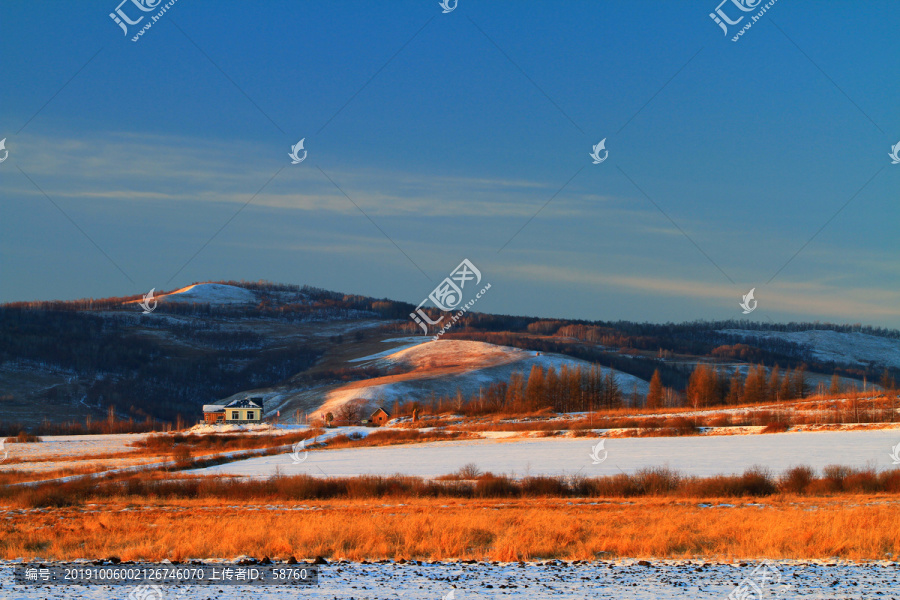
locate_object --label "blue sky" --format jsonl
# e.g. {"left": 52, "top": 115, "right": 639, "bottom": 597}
{"left": 1, "top": 0, "right": 898, "bottom": 326}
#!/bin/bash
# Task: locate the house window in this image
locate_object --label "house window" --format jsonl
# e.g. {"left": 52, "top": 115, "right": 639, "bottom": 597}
{"left": 231, "top": 411, "right": 239, "bottom": 420}
{"left": 247, "top": 411, "right": 254, "bottom": 420}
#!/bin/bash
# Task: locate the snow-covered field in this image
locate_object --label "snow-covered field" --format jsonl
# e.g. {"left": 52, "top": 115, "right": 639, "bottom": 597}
{"left": 1, "top": 560, "right": 896, "bottom": 599}
{"left": 192, "top": 428, "right": 900, "bottom": 479}
{"left": 721, "top": 329, "right": 900, "bottom": 370}
{"left": 0, "top": 434, "right": 146, "bottom": 467}
{"left": 184, "top": 423, "right": 304, "bottom": 436}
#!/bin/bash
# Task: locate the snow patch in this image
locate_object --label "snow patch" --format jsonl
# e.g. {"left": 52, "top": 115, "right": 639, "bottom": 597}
{"left": 1, "top": 560, "right": 896, "bottom": 598}
{"left": 348, "top": 337, "right": 430, "bottom": 362}
{"left": 721, "top": 329, "right": 900, "bottom": 369}
{"left": 157, "top": 283, "right": 257, "bottom": 305}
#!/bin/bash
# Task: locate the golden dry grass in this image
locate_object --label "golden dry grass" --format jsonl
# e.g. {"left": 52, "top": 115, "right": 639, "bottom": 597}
{"left": 0, "top": 465, "right": 106, "bottom": 485}
{"left": 322, "top": 429, "right": 474, "bottom": 449}
{"left": 2, "top": 496, "right": 899, "bottom": 561}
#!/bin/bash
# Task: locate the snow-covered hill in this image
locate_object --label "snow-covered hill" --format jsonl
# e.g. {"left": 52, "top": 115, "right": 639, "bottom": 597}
{"left": 313, "top": 338, "right": 649, "bottom": 419}
{"left": 721, "top": 329, "right": 900, "bottom": 369}
{"left": 158, "top": 283, "right": 257, "bottom": 304}
{"left": 122, "top": 283, "right": 258, "bottom": 307}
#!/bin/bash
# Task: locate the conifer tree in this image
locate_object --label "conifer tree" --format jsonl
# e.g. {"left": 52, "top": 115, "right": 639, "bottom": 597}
{"left": 790, "top": 366, "right": 807, "bottom": 399}
{"left": 646, "top": 369, "right": 663, "bottom": 409}
{"left": 687, "top": 364, "right": 718, "bottom": 408}
{"left": 829, "top": 372, "right": 842, "bottom": 395}
{"left": 779, "top": 372, "right": 792, "bottom": 401}
{"left": 768, "top": 366, "right": 781, "bottom": 402}
{"left": 726, "top": 368, "right": 742, "bottom": 405}
{"left": 546, "top": 366, "right": 560, "bottom": 411}
{"left": 604, "top": 371, "right": 622, "bottom": 409}
{"left": 525, "top": 365, "right": 546, "bottom": 409}
{"left": 742, "top": 365, "right": 766, "bottom": 404}
{"left": 879, "top": 368, "right": 895, "bottom": 391}
{"left": 506, "top": 371, "right": 526, "bottom": 409}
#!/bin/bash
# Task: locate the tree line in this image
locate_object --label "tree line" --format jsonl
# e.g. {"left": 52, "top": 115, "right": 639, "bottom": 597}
{"left": 404, "top": 360, "right": 898, "bottom": 419}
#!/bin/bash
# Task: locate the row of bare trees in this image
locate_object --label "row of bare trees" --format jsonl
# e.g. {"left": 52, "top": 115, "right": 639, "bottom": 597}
{"left": 328, "top": 362, "right": 897, "bottom": 424}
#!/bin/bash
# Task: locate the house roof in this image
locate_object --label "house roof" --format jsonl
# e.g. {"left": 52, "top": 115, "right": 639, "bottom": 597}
{"left": 204, "top": 398, "right": 262, "bottom": 413}
{"left": 370, "top": 407, "right": 390, "bottom": 418}
{"left": 225, "top": 397, "right": 263, "bottom": 409}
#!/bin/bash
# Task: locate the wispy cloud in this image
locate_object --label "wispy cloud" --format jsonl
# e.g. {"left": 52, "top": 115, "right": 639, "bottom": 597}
{"left": 9, "top": 132, "right": 607, "bottom": 219}
{"left": 505, "top": 263, "right": 900, "bottom": 320}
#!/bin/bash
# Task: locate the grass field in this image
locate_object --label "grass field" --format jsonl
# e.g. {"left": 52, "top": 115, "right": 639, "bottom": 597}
{"left": 2, "top": 495, "right": 899, "bottom": 562}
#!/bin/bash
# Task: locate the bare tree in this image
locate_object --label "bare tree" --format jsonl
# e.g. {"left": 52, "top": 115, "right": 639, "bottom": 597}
{"left": 335, "top": 398, "right": 368, "bottom": 426}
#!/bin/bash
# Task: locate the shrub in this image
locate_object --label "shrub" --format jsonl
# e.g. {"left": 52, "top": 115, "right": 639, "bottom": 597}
{"left": 9, "top": 465, "right": 900, "bottom": 507}
{"left": 662, "top": 417, "right": 698, "bottom": 436}
{"left": 843, "top": 469, "right": 880, "bottom": 493}
{"left": 474, "top": 475, "right": 519, "bottom": 498}
{"left": 172, "top": 445, "right": 193, "bottom": 468}
{"left": 132, "top": 429, "right": 322, "bottom": 453}
{"left": 327, "top": 434, "right": 352, "bottom": 446}
{"left": 778, "top": 465, "right": 814, "bottom": 494}
{"left": 878, "top": 469, "right": 900, "bottom": 493}
{"left": 5, "top": 432, "right": 42, "bottom": 443}
{"left": 457, "top": 463, "right": 482, "bottom": 479}
{"left": 521, "top": 476, "right": 568, "bottom": 496}
{"left": 635, "top": 467, "right": 681, "bottom": 495}
{"left": 683, "top": 467, "right": 775, "bottom": 497}
{"left": 822, "top": 465, "right": 852, "bottom": 492}
{"left": 740, "top": 467, "right": 777, "bottom": 496}
{"left": 18, "top": 480, "right": 90, "bottom": 507}
{"left": 804, "top": 479, "right": 833, "bottom": 495}
{"left": 24, "top": 488, "right": 83, "bottom": 507}
{"left": 707, "top": 415, "right": 731, "bottom": 428}
{"left": 585, "top": 473, "right": 641, "bottom": 497}
{"left": 762, "top": 421, "right": 789, "bottom": 433}
{"left": 325, "top": 429, "right": 469, "bottom": 449}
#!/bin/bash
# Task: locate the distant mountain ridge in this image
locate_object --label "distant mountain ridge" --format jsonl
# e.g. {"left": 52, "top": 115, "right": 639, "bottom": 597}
{"left": 1, "top": 279, "right": 898, "bottom": 430}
